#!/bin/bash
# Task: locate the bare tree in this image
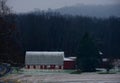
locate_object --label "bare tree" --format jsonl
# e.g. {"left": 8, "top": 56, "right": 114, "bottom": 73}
{"left": 0, "top": 0, "right": 11, "bottom": 16}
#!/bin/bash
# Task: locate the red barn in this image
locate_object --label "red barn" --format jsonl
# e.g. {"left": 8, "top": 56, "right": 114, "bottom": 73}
{"left": 64, "top": 57, "right": 76, "bottom": 69}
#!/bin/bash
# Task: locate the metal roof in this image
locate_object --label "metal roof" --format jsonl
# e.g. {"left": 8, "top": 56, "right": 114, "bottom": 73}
{"left": 64, "top": 57, "right": 76, "bottom": 61}
{"left": 25, "top": 51, "right": 64, "bottom": 65}
{"left": 64, "top": 58, "right": 74, "bottom": 61}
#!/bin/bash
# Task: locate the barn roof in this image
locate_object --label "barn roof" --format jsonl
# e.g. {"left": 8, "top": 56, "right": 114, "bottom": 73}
{"left": 25, "top": 51, "right": 64, "bottom": 65}
{"left": 26, "top": 51, "right": 64, "bottom": 56}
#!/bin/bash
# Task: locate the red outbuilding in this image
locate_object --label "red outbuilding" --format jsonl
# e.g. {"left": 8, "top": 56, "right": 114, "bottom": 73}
{"left": 64, "top": 57, "right": 76, "bottom": 69}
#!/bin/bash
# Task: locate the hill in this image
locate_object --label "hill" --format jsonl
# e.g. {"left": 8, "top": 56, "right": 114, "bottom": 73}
{"left": 55, "top": 4, "right": 120, "bottom": 18}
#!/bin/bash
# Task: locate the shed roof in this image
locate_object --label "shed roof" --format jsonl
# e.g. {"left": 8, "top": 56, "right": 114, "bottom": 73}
{"left": 64, "top": 57, "right": 76, "bottom": 61}
{"left": 64, "top": 58, "right": 74, "bottom": 61}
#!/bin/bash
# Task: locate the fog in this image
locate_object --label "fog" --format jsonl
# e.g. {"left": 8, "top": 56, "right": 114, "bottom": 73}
{"left": 8, "top": 0, "right": 120, "bottom": 13}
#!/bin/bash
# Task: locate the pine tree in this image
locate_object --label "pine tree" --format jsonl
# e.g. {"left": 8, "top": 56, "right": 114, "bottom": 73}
{"left": 77, "top": 33, "right": 101, "bottom": 72}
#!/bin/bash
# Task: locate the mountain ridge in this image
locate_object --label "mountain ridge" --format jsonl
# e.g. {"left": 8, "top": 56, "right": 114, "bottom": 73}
{"left": 54, "top": 4, "right": 120, "bottom": 18}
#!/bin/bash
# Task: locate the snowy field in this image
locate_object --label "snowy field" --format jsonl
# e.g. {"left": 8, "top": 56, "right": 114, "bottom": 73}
{"left": 1, "top": 69, "right": 120, "bottom": 83}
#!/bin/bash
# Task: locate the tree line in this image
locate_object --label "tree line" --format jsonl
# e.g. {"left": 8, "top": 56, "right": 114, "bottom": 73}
{"left": 16, "top": 11, "right": 120, "bottom": 59}
{"left": 1, "top": 10, "right": 120, "bottom": 67}
{"left": 0, "top": 0, "right": 24, "bottom": 66}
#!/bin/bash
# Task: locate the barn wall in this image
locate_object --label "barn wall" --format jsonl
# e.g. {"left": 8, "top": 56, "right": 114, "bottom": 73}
{"left": 64, "top": 61, "right": 75, "bottom": 69}
{"left": 26, "top": 65, "right": 63, "bottom": 69}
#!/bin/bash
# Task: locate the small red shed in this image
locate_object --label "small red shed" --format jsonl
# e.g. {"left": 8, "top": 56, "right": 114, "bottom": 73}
{"left": 64, "top": 57, "right": 76, "bottom": 69}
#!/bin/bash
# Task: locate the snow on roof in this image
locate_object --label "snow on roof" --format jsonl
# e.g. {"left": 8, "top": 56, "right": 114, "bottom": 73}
{"left": 64, "top": 58, "right": 74, "bottom": 61}
{"left": 68, "top": 57, "right": 76, "bottom": 60}
{"left": 64, "top": 57, "right": 76, "bottom": 61}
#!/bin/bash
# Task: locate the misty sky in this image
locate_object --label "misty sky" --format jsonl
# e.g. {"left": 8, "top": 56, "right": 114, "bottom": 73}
{"left": 8, "top": 0, "right": 120, "bottom": 13}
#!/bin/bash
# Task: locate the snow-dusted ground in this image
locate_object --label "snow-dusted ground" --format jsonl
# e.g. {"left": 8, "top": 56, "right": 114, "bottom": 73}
{"left": 1, "top": 72, "right": 120, "bottom": 83}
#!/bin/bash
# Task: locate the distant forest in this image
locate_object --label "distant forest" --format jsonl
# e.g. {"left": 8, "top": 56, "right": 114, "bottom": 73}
{"left": 1, "top": 11, "right": 120, "bottom": 65}
{"left": 15, "top": 11, "right": 120, "bottom": 59}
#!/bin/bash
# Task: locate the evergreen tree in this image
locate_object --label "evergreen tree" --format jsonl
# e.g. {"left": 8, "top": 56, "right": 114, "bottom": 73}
{"left": 77, "top": 33, "right": 100, "bottom": 72}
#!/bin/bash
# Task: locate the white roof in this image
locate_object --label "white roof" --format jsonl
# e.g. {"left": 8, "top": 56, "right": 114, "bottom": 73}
{"left": 25, "top": 51, "right": 64, "bottom": 65}
{"left": 68, "top": 57, "right": 76, "bottom": 60}
{"left": 64, "top": 58, "right": 74, "bottom": 61}
{"left": 26, "top": 51, "right": 64, "bottom": 56}
{"left": 64, "top": 57, "right": 76, "bottom": 61}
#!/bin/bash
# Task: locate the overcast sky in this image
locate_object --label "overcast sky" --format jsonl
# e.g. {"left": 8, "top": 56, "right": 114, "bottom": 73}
{"left": 8, "top": 0, "right": 120, "bottom": 13}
